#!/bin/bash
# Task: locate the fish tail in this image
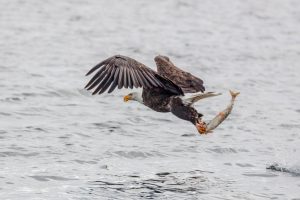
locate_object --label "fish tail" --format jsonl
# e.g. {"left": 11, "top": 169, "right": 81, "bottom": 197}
{"left": 229, "top": 90, "right": 240, "bottom": 99}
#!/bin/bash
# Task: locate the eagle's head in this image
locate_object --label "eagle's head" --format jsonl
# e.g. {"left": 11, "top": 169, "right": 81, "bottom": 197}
{"left": 123, "top": 92, "right": 143, "bottom": 104}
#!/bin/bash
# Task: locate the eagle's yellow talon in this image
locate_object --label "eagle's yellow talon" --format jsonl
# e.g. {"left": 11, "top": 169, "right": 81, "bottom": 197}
{"left": 196, "top": 121, "right": 207, "bottom": 135}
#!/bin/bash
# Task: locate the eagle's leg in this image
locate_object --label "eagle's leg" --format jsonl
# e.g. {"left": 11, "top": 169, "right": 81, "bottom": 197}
{"left": 170, "top": 97, "right": 209, "bottom": 134}
{"left": 195, "top": 117, "right": 208, "bottom": 134}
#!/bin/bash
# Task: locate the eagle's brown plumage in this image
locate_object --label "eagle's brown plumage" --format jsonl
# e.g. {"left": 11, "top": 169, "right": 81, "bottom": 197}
{"left": 154, "top": 56, "right": 205, "bottom": 93}
{"left": 85, "top": 55, "right": 206, "bottom": 132}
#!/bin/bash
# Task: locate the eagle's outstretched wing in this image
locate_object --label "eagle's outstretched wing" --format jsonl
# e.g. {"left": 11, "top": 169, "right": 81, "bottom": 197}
{"left": 154, "top": 55, "right": 205, "bottom": 93}
{"left": 85, "top": 55, "right": 183, "bottom": 95}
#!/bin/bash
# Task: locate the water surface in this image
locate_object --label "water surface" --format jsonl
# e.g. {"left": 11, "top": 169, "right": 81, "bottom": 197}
{"left": 1, "top": 0, "right": 300, "bottom": 199}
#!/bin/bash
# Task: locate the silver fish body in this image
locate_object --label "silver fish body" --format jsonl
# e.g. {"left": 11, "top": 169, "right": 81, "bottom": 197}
{"left": 196, "top": 90, "right": 239, "bottom": 134}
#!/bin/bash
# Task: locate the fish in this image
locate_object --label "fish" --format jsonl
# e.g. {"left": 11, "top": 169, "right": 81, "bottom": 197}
{"left": 196, "top": 90, "right": 240, "bottom": 134}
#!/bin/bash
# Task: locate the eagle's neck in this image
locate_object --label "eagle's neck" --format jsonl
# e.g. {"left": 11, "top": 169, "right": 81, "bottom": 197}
{"left": 132, "top": 92, "right": 144, "bottom": 104}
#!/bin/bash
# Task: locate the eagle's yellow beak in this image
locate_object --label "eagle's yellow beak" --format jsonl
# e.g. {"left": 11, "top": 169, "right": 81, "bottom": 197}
{"left": 123, "top": 94, "right": 131, "bottom": 102}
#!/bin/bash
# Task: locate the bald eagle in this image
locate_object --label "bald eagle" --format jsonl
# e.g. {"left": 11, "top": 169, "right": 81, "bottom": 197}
{"left": 85, "top": 55, "right": 220, "bottom": 134}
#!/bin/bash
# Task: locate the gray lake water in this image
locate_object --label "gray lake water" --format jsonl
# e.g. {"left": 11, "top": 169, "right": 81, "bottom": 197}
{"left": 1, "top": 0, "right": 300, "bottom": 199}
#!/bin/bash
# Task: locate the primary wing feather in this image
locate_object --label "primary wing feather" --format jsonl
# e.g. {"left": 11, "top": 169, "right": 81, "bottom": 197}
{"left": 85, "top": 55, "right": 183, "bottom": 95}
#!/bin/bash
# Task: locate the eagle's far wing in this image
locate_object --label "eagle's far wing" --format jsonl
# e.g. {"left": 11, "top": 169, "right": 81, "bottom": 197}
{"left": 85, "top": 55, "right": 183, "bottom": 95}
{"left": 155, "top": 55, "right": 205, "bottom": 93}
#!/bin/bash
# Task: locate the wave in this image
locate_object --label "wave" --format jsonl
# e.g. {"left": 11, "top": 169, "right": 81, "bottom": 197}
{"left": 266, "top": 162, "right": 300, "bottom": 176}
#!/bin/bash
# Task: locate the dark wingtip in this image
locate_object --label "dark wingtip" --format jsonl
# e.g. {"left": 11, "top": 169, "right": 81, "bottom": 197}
{"left": 92, "top": 90, "right": 98, "bottom": 95}
{"left": 85, "top": 56, "right": 112, "bottom": 76}
{"left": 85, "top": 72, "right": 91, "bottom": 76}
{"left": 84, "top": 82, "right": 93, "bottom": 89}
{"left": 86, "top": 65, "right": 99, "bottom": 76}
